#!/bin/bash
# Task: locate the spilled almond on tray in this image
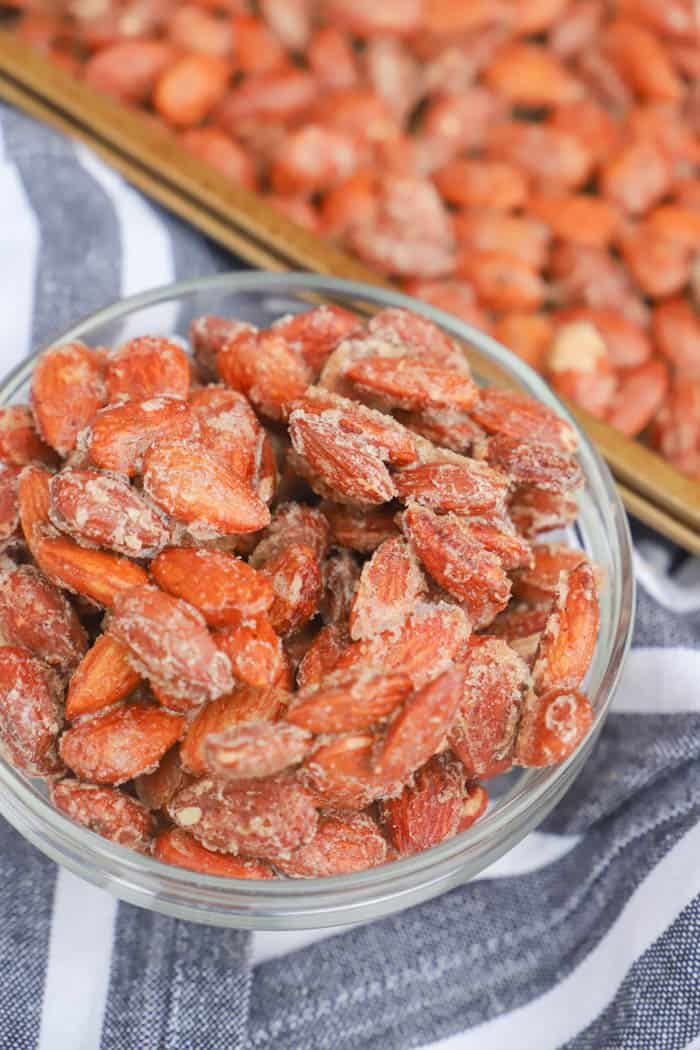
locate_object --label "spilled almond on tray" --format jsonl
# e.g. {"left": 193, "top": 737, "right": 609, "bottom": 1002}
{"left": 11, "top": 0, "right": 700, "bottom": 479}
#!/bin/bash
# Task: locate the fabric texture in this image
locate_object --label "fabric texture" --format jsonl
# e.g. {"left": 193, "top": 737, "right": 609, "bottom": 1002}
{"left": 1, "top": 101, "right": 699, "bottom": 1050}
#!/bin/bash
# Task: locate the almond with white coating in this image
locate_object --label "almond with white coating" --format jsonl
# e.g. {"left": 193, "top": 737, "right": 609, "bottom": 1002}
{"left": 167, "top": 775, "right": 318, "bottom": 859}
{"left": 290, "top": 387, "right": 417, "bottom": 466}
{"left": 288, "top": 409, "right": 397, "bottom": 505}
{"left": 0, "top": 563, "right": 87, "bottom": 673}
{"left": 151, "top": 547, "right": 274, "bottom": 627}
{"left": 59, "top": 702, "right": 184, "bottom": 784}
{"left": 32, "top": 342, "right": 106, "bottom": 456}
{"left": 49, "top": 468, "right": 170, "bottom": 556}
{"left": 142, "top": 438, "right": 270, "bottom": 538}
{"left": 276, "top": 809, "right": 388, "bottom": 877}
{"left": 250, "top": 501, "right": 330, "bottom": 567}
{"left": 261, "top": 543, "right": 323, "bottom": 636}
{"left": 335, "top": 600, "right": 471, "bottom": 688}
{"left": 204, "top": 720, "right": 311, "bottom": 780}
{"left": 288, "top": 666, "right": 412, "bottom": 733}
{"left": 515, "top": 687, "right": 594, "bottom": 767}
{"left": 0, "top": 645, "right": 63, "bottom": 777}
{"left": 348, "top": 537, "right": 426, "bottom": 641}
{"left": 532, "top": 561, "right": 600, "bottom": 693}
{"left": 400, "top": 503, "right": 511, "bottom": 625}
{"left": 346, "top": 354, "right": 479, "bottom": 413}
{"left": 86, "top": 396, "right": 197, "bottom": 477}
{"left": 449, "top": 638, "right": 529, "bottom": 779}
{"left": 52, "top": 779, "right": 155, "bottom": 850}
{"left": 107, "top": 584, "right": 234, "bottom": 703}
{"left": 105, "top": 336, "right": 190, "bottom": 403}
{"left": 179, "top": 685, "right": 286, "bottom": 775}
{"left": 393, "top": 459, "right": 509, "bottom": 517}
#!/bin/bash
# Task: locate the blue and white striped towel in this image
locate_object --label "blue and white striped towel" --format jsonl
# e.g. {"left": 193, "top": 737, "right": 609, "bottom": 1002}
{"left": 1, "top": 101, "right": 699, "bottom": 1050}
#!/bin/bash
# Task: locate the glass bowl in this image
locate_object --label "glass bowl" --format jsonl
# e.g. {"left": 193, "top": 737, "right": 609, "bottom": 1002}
{"left": 0, "top": 272, "right": 634, "bottom": 930}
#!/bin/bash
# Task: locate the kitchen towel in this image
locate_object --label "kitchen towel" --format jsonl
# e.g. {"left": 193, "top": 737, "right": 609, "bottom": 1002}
{"left": 0, "top": 101, "right": 699, "bottom": 1050}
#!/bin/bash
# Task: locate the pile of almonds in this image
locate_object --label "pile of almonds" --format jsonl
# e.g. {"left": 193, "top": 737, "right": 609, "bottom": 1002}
{"left": 8, "top": 0, "right": 700, "bottom": 477}
{"left": 0, "top": 303, "right": 601, "bottom": 878}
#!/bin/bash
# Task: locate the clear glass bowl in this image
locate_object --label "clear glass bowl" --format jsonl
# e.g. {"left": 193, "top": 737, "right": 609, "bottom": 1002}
{"left": 0, "top": 273, "right": 634, "bottom": 929}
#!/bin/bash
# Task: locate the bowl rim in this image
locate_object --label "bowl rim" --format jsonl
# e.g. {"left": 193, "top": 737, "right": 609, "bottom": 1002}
{"left": 0, "top": 271, "right": 635, "bottom": 926}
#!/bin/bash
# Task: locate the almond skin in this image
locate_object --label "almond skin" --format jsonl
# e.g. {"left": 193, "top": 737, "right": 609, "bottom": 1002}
{"left": 167, "top": 775, "right": 319, "bottom": 860}
{"left": 151, "top": 547, "right": 274, "bottom": 627}
{"left": 153, "top": 828, "right": 274, "bottom": 878}
{"left": 142, "top": 437, "right": 270, "bottom": 537}
{"left": 49, "top": 468, "right": 171, "bottom": 557}
{"left": 107, "top": 583, "right": 234, "bottom": 703}
{"left": 66, "top": 635, "right": 141, "bottom": 721}
{"left": 31, "top": 343, "right": 106, "bottom": 456}
{"left": 59, "top": 702, "right": 184, "bottom": 785}
{"left": 52, "top": 780, "right": 155, "bottom": 850}
{"left": 0, "top": 645, "right": 63, "bottom": 777}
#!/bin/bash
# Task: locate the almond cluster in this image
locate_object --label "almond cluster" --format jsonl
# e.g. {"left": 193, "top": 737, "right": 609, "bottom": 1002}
{"left": 0, "top": 304, "right": 600, "bottom": 878}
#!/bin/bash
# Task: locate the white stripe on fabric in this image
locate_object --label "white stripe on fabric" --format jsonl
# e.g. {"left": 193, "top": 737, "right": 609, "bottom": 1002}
{"left": 250, "top": 832, "right": 581, "bottom": 967}
{"left": 0, "top": 155, "right": 39, "bottom": 369}
{"left": 75, "top": 145, "right": 178, "bottom": 340}
{"left": 478, "top": 830, "right": 580, "bottom": 878}
{"left": 252, "top": 926, "right": 358, "bottom": 967}
{"left": 37, "top": 869, "right": 117, "bottom": 1050}
{"left": 423, "top": 817, "right": 700, "bottom": 1050}
{"left": 613, "top": 648, "right": 700, "bottom": 714}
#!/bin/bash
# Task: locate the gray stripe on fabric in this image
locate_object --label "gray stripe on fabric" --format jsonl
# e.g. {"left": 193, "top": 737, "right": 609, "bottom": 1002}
{"left": 168, "top": 209, "right": 236, "bottom": 283}
{"left": 0, "top": 821, "right": 58, "bottom": 1050}
{"left": 565, "top": 892, "right": 700, "bottom": 1050}
{"left": 100, "top": 905, "right": 251, "bottom": 1050}
{"left": 0, "top": 105, "right": 121, "bottom": 348}
{"left": 543, "top": 713, "right": 700, "bottom": 835}
{"left": 633, "top": 581, "right": 700, "bottom": 650}
{"left": 629, "top": 524, "right": 700, "bottom": 649}
{"left": 248, "top": 763, "right": 700, "bottom": 1050}
{"left": 167, "top": 204, "right": 249, "bottom": 340}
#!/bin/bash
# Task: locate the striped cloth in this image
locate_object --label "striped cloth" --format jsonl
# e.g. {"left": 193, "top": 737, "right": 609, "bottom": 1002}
{"left": 1, "top": 100, "right": 700, "bottom": 1050}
